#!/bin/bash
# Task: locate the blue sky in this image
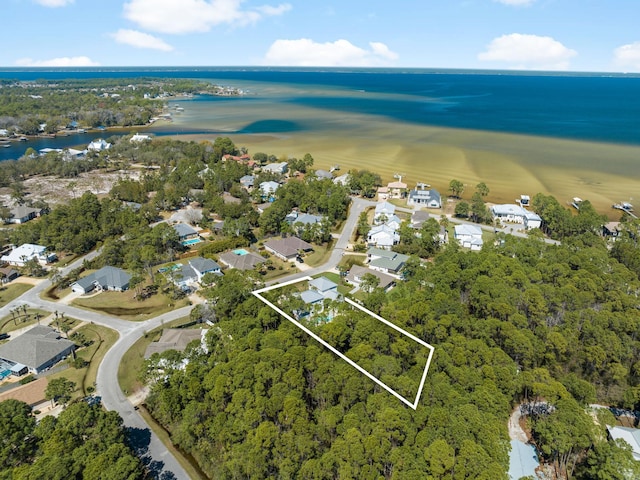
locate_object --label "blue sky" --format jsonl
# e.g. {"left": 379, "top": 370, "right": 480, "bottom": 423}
{"left": 1, "top": 0, "right": 639, "bottom": 72}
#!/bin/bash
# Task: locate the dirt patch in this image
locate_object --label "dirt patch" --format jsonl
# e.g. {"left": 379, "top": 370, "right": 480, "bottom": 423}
{"left": 0, "top": 168, "right": 142, "bottom": 207}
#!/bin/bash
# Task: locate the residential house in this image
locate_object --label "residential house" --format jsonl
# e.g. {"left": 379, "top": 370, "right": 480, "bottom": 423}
{"left": 602, "top": 221, "right": 622, "bottom": 238}
{"left": 172, "top": 223, "right": 199, "bottom": 241}
{"left": 314, "top": 169, "right": 333, "bottom": 180}
{"left": 222, "top": 153, "right": 251, "bottom": 164}
{"left": 240, "top": 175, "right": 255, "bottom": 190}
{"left": 491, "top": 204, "right": 542, "bottom": 230}
{"left": 387, "top": 180, "right": 407, "bottom": 199}
{"left": 130, "top": 133, "right": 152, "bottom": 142}
{"left": 407, "top": 186, "right": 442, "bottom": 208}
{"left": 374, "top": 201, "right": 396, "bottom": 224}
{"left": 1, "top": 244, "right": 56, "bottom": 267}
{"left": 454, "top": 224, "right": 484, "bottom": 250}
{"left": 6, "top": 206, "right": 43, "bottom": 224}
{"left": 367, "top": 248, "right": 409, "bottom": 275}
{"left": 298, "top": 276, "right": 340, "bottom": 318}
{"left": 286, "top": 210, "right": 324, "bottom": 227}
{"left": 607, "top": 426, "right": 640, "bottom": 461}
{"left": 256, "top": 203, "right": 272, "bottom": 214}
{"left": 384, "top": 214, "right": 402, "bottom": 231}
{"left": 189, "top": 257, "right": 221, "bottom": 282}
{"left": 0, "top": 326, "right": 76, "bottom": 375}
{"left": 367, "top": 224, "right": 400, "bottom": 250}
{"left": 264, "top": 237, "right": 314, "bottom": 261}
{"left": 260, "top": 181, "right": 280, "bottom": 200}
{"left": 0, "top": 267, "right": 19, "bottom": 283}
{"left": 87, "top": 138, "right": 111, "bottom": 152}
{"left": 410, "top": 211, "right": 431, "bottom": 229}
{"left": 71, "top": 266, "right": 131, "bottom": 294}
{"left": 262, "top": 162, "right": 288, "bottom": 175}
{"left": 377, "top": 186, "right": 390, "bottom": 201}
{"left": 63, "top": 148, "right": 86, "bottom": 161}
{"left": 346, "top": 265, "right": 396, "bottom": 292}
{"left": 333, "top": 173, "right": 351, "bottom": 186}
{"left": 219, "top": 249, "right": 265, "bottom": 270}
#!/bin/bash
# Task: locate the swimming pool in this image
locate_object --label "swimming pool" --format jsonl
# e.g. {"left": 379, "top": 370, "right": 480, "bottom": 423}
{"left": 182, "top": 238, "right": 202, "bottom": 247}
{"left": 233, "top": 248, "right": 249, "bottom": 255}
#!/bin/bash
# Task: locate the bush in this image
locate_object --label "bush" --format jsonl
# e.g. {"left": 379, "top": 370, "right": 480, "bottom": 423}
{"left": 19, "top": 375, "right": 35, "bottom": 385}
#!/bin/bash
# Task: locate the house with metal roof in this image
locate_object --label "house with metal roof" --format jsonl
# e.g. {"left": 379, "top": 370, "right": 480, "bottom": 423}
{"left": 454, "top": 224, "right": 484, "bottom": 250}
{"left": 374, "top": 201, "right": 396, "bottom": 224}
{"left": 1, "top": 244, "right": 56, "bottom": 267}
{"left": 607, "top": 426, "right": 640, "bottom": 461}
{"left": 407, "top": 187, "right": 442, "bottom": 208}
{"left": 366, "top": 248, "right": 409, "bottom": 274}
{"left": 346, "top": 265, "right": 396, "bottom": 292}
{"left": 71, "top": 266, "right": 131, "bottom": 294}
{"left": 0, "top": 326, "right": 75, "bottom": 375}
{"left": 262, "top": 162, "right": 288, "bottom": 175}
{"left": 491, "top": 204, "right": 542, "bottom": 230}
{"left": 367, "top": 224, "right": 400, "bottom": 250}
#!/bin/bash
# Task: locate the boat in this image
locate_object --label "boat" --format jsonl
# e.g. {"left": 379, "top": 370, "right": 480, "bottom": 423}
{"left": 18, "top": 137, "right": 27, "bottom": 141}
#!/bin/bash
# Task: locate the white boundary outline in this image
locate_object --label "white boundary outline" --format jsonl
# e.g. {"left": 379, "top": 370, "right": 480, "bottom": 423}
{"left": 253, "top": 277, "right": 435, "bottom": 410}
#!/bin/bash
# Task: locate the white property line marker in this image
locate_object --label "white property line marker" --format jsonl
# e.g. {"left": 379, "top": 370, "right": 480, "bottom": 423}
{"left": 253, "top": 277, "right": 435, "bottom": 410}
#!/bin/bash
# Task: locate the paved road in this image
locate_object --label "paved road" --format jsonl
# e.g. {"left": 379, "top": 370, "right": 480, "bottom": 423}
{"left": 1, "top": 195, "right": 556, "bottom": 479}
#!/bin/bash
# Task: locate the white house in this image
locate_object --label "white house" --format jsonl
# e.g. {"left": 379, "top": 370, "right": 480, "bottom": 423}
{"left": 71, "top": 266, "right": 131, "bottom": 294}
{"left": 333, "top": 173, "right": 351, "bottom": 186}
{"left": 454, "top": 224, "right": 483, "bottom": 250}
{"left": 87, "top": 138, "right": 111, "bottom": 152}
{"left": 1, "top": 244, "right": 56, "bottom": 267}
{"left": 407, "top": 187, "right": 442, "bottom": 208}
{"left": 491, "top": 204, "right": 542, "bottom": 230}
{"left": 367, "top": 224, "right": 400, "bottom": 249}
{"left": 607, "top": 426, "right": 640, "bottom": 461}
{"left": 130, "top": 133, "right": 152, "bottom": 143}
{"left": 387, "top": 180, "right": 407, "bottom": 199}
{"left": 262, "top": 162, "right": 288, "bottom": 175}
{"left": 259, "top": 181, "right": 280, "bottom": 199}
{"left": 374, "top": 201, "right": 396, "bottom": 224}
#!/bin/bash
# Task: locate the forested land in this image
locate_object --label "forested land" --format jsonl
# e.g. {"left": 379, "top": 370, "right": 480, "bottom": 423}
{"left": 0, "top": 399, "right": 143, "bottom": 480}
{"left": 143, "top": 231, "right": 640, "bottom": 479}
{"left": 0, "top": 78, "right": 232, "bottom": 134}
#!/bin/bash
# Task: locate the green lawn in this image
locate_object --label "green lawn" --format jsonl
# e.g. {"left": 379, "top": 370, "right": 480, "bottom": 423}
{"left": 0, "top": 308, "right": 51, "bottom": 334}
{"left": 304, "top": 240, "right": 334, "bottom": 267}
{"left": 0, "top": 283, "right": 33, "bottom": 308}
{"left": 72, "top": 290, "right": 190, "bottom": 321}
{"left": 117, "top": 316, "right": 191, "bottom": 395}
{"left": 47, "top": 323, "right": 119, "bottom": 399}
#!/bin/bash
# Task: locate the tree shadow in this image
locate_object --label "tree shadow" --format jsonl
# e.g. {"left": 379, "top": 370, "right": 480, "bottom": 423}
{"left": 126, "top": 426, "right": 151, "bottom": 457}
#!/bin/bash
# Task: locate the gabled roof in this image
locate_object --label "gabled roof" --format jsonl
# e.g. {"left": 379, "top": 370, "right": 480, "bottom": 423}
{"left": 411, "top": 211, "right": 431, "bottom": 224}
{"left": 177, "top": 264, "right": 198, "bottom": 282}
{"left": 265, "top": 237, "right": 314, "bottom": 258}
{"left": 375, "top": 201, "right": 396, "bottom": 215}
{"left": 144, "top": 329, "right": 205, "bottom": 359}
{"left": 86, "top": 266, "right": 131, "bottom": 290}
{"left": 219, "top": 250, "right": 265, "bottom": 270}
{"left": 315, "top": 169, "right": 333, "bottom": 180}
{"left": 301, "top": 290, "right": 324, "bottom": 304}
{"left": 189, "top": 257, "right": 220, "bottom": 274}
{"left": 9, "top": 205, "right": 41, "bottom": 219}
{"left": 1, "top": 244, "right": 48, "bottom": 264}
{"left": 293, "top": 213, "right": 324, "bottom": 226}
{"left": 309, "top": 276, "right": 338, "bottom": 292}
{"left": 367, "top": 247, "right": 397, "bottom": 259}
{"left": 346, "top": 265, "right": 396, "bottom": 290}
{"left": 369, "top": 252, "right": 409, "bottom": 272}
{"left": 607, "top": 426, "right": 640, "bottom": 460}
{"left": 0, "top": 326, "right": 75, "bottom": 371}
{"left": 454, "top": 224, "right": 483, "bottom": 237}
{"left": 173, "top": 223, "right": 198, "bottom": 238}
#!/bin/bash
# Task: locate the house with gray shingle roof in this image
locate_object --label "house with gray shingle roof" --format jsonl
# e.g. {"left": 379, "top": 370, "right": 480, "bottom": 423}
{"left": 219, "top": 250, "right": 265, "bottom": 270}
{"left": 6, "top": 205, "right": 43, "bottom": 224}
{"left": 264, "top": 237, "right": 314, "bottom": 261}
{"left": 71, "top": 266, "right": 131, "bottom": 294}
{"left": 172, "top": 223, "right": 199, "bottom": 241}
{"left": 0, "top": 326, "right": 75, "bottom": 375}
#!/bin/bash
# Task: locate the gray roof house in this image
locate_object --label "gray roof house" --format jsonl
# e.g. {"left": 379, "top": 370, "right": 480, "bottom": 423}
{"left": 189, "top": 257, "right": 221, "bottom": 281}
{"left": 367, "top": 248, "right": 409, "bottom": 274}
{"left": 407, "top": 187, "right": 442, "bottom": 208}
{"left": 219, "top": 250, "right": 265, "bottom": 270}
{"left": 314, "top": 169, "right": 333, "bottom": 180}
{"left": 240, "top": 175, "right": 255, "bottom": 189}
{"left": 7, "top": 206, "right": 43, "bottom": 224}
{"left": 346, "top": 265, "right": 396, "bottom": 292}
{"left": 264, "top": 237, "right": 314, "bottom": 260}
{"left": 0, "top": 326, "right": 75, "bottom": 375}
{"left": 144, "top": 328, "right": 206, "bottom": 359}
{"left": 71, "top": 266, "right": 132, "bottom": 294}
{"left": 172, "top": 223, "right": 199, "bottom": 240}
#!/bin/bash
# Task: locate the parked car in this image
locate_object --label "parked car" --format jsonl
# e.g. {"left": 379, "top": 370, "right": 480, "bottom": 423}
{"left": 296, "top": 256, "right": 304, "bottom": 263}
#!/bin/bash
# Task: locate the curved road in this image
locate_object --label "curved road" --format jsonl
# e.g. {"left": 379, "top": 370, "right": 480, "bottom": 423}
{"left": 4, "top": 196, "right": 543, "bottom": 478}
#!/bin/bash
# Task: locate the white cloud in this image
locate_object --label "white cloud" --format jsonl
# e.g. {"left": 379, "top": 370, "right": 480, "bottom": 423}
{"left": 478, "top": 33, "right": 577, "bottom": 70}
{"left": 15, "top": 56, "right": 100, "bottom": 67}
{"left": 613, "top": 42, "right": 640, "bottom": 71}
{"left": 111, "top": 29, "right": 174, "bottom": 51}
{"left": 123, "top": 0, "right": 291, "bottom": 34}
{"left": 494, "top": 0, "right": 536, "bottom": 6}
{"left": 33, "top": 0, "right": 74, "bottom": 6}
{"left": 263, "top": 39, "right": 398, "bottom": 67}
